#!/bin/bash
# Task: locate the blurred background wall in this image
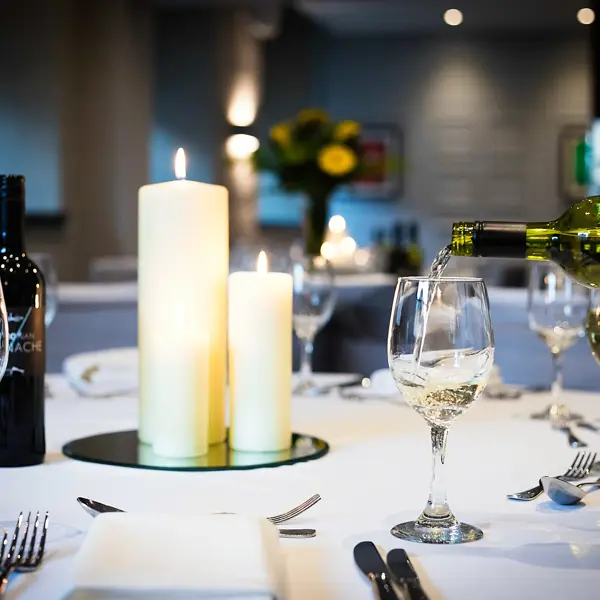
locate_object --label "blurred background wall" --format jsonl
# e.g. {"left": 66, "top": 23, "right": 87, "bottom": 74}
{"left": 0, "top": 0, "right": 593, "bottom": 279}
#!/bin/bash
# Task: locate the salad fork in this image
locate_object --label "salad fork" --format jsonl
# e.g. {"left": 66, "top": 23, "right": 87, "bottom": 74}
{"left": 0, "top": 511, "right": 49, "bottom": 596}
{"left": 507, "top": 451, "right": 597, "bottom": 501}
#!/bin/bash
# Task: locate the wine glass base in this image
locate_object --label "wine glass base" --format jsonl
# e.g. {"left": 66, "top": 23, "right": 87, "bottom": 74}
{"left": 391, "top": 520, "right": 483, "bottom": 545}
{"left": 530, "top": 404, "right": 582, "bottom": 420}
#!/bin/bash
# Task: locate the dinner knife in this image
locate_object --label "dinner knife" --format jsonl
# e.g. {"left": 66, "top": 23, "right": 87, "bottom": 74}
{"left": 76, "top": 497, "right": 316, "bottom": 538}
{"left": 387, "top": 549, "right": 430, "bottom": 600}
{"left": 353, "top": 541, "right": 404, "bottom": 600}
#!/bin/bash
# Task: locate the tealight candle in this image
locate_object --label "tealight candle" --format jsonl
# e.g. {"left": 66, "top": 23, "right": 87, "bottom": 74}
{"left": 228, "top": 252, "right": 293, "bottom": 452}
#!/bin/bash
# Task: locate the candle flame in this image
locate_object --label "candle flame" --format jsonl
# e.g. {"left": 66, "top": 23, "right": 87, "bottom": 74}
{"left": 257, "top": 251, "right": 268, "bottom": 274}
{"left": 175, "top": 148, "right": 186, "bottom": 180}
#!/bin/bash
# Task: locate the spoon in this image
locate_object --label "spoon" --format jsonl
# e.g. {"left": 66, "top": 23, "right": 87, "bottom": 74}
{"left": 540, "top": 476, "right": 600, "bottom": 505}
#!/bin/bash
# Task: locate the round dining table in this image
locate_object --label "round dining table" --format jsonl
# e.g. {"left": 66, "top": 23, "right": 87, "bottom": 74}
{"left": 3, "top": 374, "right": 600, "bottom": 599}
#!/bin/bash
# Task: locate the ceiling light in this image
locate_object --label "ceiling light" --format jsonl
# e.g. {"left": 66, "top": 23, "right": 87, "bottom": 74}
{"left": 443, "top": 9, "right": 463, "bottom": 26}
{"left": 577, "top": 8, "right": 595, "bottom": 24}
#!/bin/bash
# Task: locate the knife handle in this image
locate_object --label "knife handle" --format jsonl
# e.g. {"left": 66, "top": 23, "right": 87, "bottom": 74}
{"left": 369, "top": 573, "right": 402, "bottom": 600}
{"left": 278, "top": 528, "right": 316, "bottom": 539}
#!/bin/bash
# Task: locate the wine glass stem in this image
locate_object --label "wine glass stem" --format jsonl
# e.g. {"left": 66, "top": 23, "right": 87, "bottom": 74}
{"left": 423, "top": 426, "right": 451, "bottom": 520}
{"left": 300, "top": 339, "right": 314, "bottom": 382}
{"left": 551, "top": 351, "right": 563, "bottom": 401}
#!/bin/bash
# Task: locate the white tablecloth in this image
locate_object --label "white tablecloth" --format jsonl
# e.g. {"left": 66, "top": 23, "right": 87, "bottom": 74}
{"left": 4, "top": 375, "right": 600, "bottom": 599}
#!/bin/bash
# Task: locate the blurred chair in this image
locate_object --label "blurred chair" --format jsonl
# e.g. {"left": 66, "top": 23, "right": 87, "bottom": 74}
{"left": 89, "top": 255, "right": 138, "bottom": 282}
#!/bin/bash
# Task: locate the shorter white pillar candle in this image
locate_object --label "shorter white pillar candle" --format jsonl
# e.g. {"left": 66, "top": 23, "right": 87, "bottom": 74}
{"left": 228, "top": 251, "right": 293, "bottom": 452}
{"left": 151, "top": 333, "right": 210, "bottom": 458}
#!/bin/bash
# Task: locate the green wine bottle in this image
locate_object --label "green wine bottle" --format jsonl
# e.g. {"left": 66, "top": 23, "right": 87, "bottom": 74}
{"left": 451, "top": 195, "right": 600, "bottom": 289}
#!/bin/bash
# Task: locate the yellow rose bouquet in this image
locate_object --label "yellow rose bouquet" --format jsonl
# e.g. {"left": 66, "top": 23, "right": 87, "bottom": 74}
{"left": 254, "top": 108, "right": 364, "bottom": 256}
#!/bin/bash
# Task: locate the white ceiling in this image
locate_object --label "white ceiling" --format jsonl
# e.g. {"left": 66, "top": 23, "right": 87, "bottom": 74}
{"left": 296, "top": 0, "right": 592, "bottom": 34}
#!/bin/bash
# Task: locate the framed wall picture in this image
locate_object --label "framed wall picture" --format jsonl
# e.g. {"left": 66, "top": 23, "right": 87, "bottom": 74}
{"left": 558, "top": 125, "right": 588, "bottom": 202}
{"left": 354, "top": 124, "right": 402, "bottom": 199}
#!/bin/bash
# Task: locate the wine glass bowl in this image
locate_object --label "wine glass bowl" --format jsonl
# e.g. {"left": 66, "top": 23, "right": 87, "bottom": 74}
{"left": 291, "top": 256, "right": 336, "bottom": 395}
{"left": 388, "top": 276, "right": 494, "bottom": 544}
{"left": 586, "top": 290, "right": 600, "bottom": 364}
{"left": 528, "top": 263, "right": 588, "bottom": 411}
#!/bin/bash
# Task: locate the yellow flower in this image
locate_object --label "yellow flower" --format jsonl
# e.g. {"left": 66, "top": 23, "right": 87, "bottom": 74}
{"left": 317, "top": 144, "right": 358, "bottom": 177}
{"left": 297, "top": 108, "right": 329, "bottom": 124}
{"left": 270, "top": 123, "right": 291, "bottom": 146}
{"left": 333, "top": 120, "right": 360, "bottom": 141}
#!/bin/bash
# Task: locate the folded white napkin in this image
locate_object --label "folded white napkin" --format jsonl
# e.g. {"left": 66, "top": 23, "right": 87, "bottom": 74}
{"left": 63, "top": 348, "right": 138, "bottom": 397}
{"left": 72, "top": 513, "right": 286, "bottom": 599}
{"left": 342, "top": 369, "right": 401, "bottom": 400}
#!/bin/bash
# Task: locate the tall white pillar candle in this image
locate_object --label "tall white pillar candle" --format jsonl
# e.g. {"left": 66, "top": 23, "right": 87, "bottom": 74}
{"left": 151, "top": 332, "right": 210, "bottom": 458}
{"left": 228, "top": 251, "right": 293, "bottom": 452}
{"left": 138, "top": 149, "right": 228, "bottom": 449}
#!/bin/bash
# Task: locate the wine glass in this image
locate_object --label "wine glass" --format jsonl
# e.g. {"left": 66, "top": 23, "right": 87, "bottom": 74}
{"left": 291, "top": 256, "right": 336, "bottom": 395}
{"left": 587, "top": 290, "right": 600, "bottom": 364}
{"left": 29, "top": 253, "right": 59, "bottom": 327}
{"left": 528, "top": 263, "right": 588, "bottom": 418}
{"left": 388, "top": 276, "right": 494, "bottom": 544}
{"left": 0, "top": 282, "right": 9, "bottom": 382}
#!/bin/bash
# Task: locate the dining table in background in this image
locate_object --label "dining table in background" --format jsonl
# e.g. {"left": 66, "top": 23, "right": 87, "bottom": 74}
{"left": 50, "top": 281, "right": 600, "bottom": 391}
{"left": 4, "top": 373, "right": 600, "bottom": 599}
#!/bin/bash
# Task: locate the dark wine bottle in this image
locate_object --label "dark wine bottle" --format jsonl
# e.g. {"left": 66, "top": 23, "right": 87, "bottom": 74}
{"left": 406, "top": 223, "right": 423, "bottom": 273}
{"left": 389, "top": 223, "right": 408, "bottom": 275}
{"left": 0, "top": 175, "right": 45, "bottom": 467}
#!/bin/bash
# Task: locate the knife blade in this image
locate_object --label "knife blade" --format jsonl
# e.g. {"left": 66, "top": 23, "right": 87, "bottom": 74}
{"left": 76, "top": 497, "right": 317, "bottom": 538}
{"left": 386, "top": 549, "right": 430, "bottom": 600}
{"left": 353, "top": 541, "right": 404, "bottom": 600}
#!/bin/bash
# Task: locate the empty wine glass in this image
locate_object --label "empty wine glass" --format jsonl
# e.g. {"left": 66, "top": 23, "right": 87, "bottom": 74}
{"left": 388, "top": 277, "right": 494, "bottom": 544}
{"left": 29, "top": 253, "right": 58, "bottom": 327}
{"left": 291, "top": 256, "right": 336, "bottom": 395}
{"left": 528, "top": 262, "right": 588, "bottom": 418}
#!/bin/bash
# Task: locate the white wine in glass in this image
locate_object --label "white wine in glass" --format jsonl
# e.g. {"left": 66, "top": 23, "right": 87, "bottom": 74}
{"left": 388, "top": 276, "right": 494, "bottom": 544}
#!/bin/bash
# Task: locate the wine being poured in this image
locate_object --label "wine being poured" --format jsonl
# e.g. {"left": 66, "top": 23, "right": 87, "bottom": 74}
{"left": 448, "top": 195, "right": 600, "bottom": 289}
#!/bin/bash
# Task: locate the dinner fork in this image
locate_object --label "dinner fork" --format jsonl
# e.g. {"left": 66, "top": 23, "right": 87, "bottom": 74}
{"left": 267, "top": 494, "right": 321, "bottom": 524}
{"left": 0, "top": 511, "right": 49, "bottom": 596}
{"left": 507, "top": 451, "right": 597, "bottom": 501}
{"left": 77, "top": 493, "right": 321, "bottom": 525}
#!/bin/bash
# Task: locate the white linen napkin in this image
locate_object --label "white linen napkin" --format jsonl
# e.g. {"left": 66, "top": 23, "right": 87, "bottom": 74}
{"left": 63, "top": 347, "right": 138, "bottom": 397}
{"left": 71, "top": 513, "right": 286, "bottom": 599}
{"left": 341, "top": 368, "right": 402, "bottom": 400}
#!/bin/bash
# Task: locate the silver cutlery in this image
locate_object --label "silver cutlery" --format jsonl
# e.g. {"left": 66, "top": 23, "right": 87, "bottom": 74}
{"left": 507, "top": 451, "right": 597, "bottom": 501}
{"left": 575, "top": 419, "right": 600, "bottom": 433}
{"left": 354, "top": 541, "right": 403, "bottom": 600}
{"left": 550, "top": 404, "right": 588, "bottom": 447}
{"left": 77, "top": 496, "right": 318, "bottom": 538}
{"left": 311, "top": 376, "right": 370, "bottom": 396}
{"left": 541, "top": 475, "right": 600, "bottom": 505}
{"left": 0, "top": 511, "right": 49, "bottom": 596}
{"left": 387, "top": 548, "right": 430, "bottom": 600}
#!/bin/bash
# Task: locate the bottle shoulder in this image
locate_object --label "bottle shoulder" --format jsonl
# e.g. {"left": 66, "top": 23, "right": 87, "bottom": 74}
{"left": 0, "top": 253, "right": 45, "bottom": 303}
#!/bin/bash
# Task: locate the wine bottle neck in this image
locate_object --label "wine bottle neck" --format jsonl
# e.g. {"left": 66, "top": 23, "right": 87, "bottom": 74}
{"left": 452, "top": 221, "right": 527, "bottom": 258}
{"left": 0, "top": 199, "right": 26, "bottom": 253}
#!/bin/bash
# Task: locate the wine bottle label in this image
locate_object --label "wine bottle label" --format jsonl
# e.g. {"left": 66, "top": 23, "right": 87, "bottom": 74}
{"left": 6, "top": 306, "right": 45, "bottom": 376}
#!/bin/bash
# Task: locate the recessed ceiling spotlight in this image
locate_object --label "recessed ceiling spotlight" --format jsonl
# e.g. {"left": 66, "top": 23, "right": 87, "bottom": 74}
{"left": 444, "top": 8, "right": 464, "bottom": 26}
{"left": 577, "top": 7, "right": 595, "bottom": 24}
